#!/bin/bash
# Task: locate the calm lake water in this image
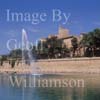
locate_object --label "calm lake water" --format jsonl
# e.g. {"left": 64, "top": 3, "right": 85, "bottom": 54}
{"left": 0, "top": 73, "right": 100, "bottom": 100}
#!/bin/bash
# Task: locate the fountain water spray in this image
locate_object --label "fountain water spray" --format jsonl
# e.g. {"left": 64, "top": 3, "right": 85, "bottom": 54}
{"left": 22, "top": 29, "right": 33, "bottom": 65}
{"left": 21, "top": 29, "right": 41, "bottom": 75}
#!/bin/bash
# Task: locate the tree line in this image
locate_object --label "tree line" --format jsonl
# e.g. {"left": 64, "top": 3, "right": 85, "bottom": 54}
{"left": 0, "top": 28, "right": 100, "bottom": 63}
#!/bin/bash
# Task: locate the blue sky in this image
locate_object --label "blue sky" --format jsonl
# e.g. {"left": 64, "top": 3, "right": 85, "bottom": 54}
{"left": 0, "top": 0, "right": 100, "bottom": 54}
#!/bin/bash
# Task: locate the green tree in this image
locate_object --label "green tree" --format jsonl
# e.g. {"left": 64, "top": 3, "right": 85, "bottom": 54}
{"left": 80, "top": 28, "right": 100, "bottom": 57}
{"left": 71, "top": 37, "right": 78, "bottom": 57}
{"left": 9, "top": 49, "right": 22, "bottom": 59}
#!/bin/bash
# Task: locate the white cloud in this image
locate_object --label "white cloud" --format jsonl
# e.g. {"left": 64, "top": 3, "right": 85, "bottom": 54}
{"left": 6, "top": 30, "right": 17, "bottom": 37}
{"left": 93, "top": 22, "right": 100, "bottom": 26}
{"left": 27, "top": 28, "right": 39, "bottom": 33}
{"left": 22, "top": 25, "right": 40, "bottom": 33}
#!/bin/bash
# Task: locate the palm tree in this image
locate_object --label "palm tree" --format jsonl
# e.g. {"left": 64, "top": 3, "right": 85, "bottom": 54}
{"left": 80, "top": 28, "right": 100, "bottom": 57}
{"left": 71, "top": 37, "right": 78, "bottom": 57}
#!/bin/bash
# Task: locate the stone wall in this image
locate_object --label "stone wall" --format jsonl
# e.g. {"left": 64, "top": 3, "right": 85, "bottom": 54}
{"left": 0, "top": 57, "right": 100, "bottom": 74}
{"left": 33, "top": 57, "right": 100, "bottom": 74}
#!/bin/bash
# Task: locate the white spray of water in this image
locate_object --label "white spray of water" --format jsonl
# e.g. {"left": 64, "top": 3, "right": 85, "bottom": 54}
{"left": 22, "top": 29, "right": 41, "bottom": 75}
{"left": 22, "top": 29, "right": 33, "bottom": 65}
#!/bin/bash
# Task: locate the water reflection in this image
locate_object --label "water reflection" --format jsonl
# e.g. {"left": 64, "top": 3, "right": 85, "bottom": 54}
{"left": 0, "top": 74, "right": 100, "bottom": 100}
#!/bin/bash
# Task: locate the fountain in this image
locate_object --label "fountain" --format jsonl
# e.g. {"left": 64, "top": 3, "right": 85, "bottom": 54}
{"left": 22, "top": 29, "right": 40, "bottom": 75}
{"left": 22, "top": 29, "right": 32, "bottom": 65}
